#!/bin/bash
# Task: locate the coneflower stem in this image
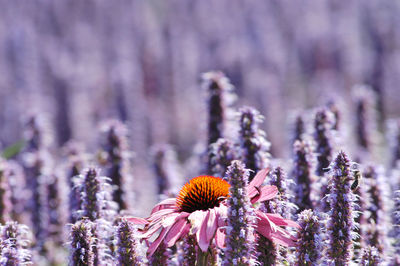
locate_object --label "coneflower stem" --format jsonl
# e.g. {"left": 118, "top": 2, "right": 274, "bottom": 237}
{"left": 196, "top": 249, "right": 209, "bottom": 266}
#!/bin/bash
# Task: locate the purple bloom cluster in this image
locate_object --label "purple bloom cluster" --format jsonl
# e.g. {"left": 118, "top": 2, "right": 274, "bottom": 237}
{"left": 292, "top": 140, "right": 316, "bottom": 212}
{"left": 223, "top": 160, "right": 256, "bottom": 265}
{"left": 116, "top": 219, "right": 143, "bottom": 265}
{"left": 0, "top": 222, "right": 32, "bottom": 265}
{"left": 237, "top": 106, "right": 271, "bottom": 181}
{"left": 326, "top": 151, "right": 357, "bottom": 264}
{"left": 295, "top": 209, "right": 323, "bottom": 265}
{"left": 208, "top": 138, "right": 237, "bottom": 179}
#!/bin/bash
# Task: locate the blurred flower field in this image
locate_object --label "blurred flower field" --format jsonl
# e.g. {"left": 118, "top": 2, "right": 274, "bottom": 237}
{"left": 0, "top": 0, "right": 400, "bottom": 265}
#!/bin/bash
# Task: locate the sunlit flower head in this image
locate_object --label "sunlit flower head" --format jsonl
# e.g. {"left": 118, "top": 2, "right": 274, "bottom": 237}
{"left": 128, "top": 168, "right": 299, "bottom": 258}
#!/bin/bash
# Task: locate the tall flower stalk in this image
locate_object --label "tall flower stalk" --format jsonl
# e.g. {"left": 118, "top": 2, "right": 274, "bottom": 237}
{"left": 295, "top": 209, "right": 323, "bottom": 266}
{"left": 292, "top": 140, "right": 315, "bottom": 212}
{"left": 363, "top": 165, "right": 388, "bottom": 256}
{"left": 151, "top": 144, "right": 182, "bottom": 196}
{"left": 202, "top": 71, "right": 236, "bottom": 148}
{"left": 326, "top": 151, "right": 357, "bottom": 264}
{"left": 69, "top": 219, "right": 95, "bottom": 266}
{"left": 116, "top": 219, "right": 143, "bottom": 265}
{"left": 0, "top": 221, "right": 33, "bottom": 265}
{"left": 313, "top": 108, "right": 334, "bottom": 177}
{"left": 237, "top": 106, "right": 271, "bottom": 181}
{"left": 223, "top": 160, "right": 256, "bottom": 265}
{"left": 99, "top": 120, "right": 133, "bottom": 211}
{"left": 208, "top": 138, "right": 237, "bottom": 178}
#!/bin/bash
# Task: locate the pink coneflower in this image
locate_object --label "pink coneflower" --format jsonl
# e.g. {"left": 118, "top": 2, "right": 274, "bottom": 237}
{"left": 128, "top": 168, "right": 298, "bottom": 260}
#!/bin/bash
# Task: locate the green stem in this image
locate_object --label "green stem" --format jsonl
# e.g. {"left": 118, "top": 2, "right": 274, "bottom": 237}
{"left": 196, "top": 249, "right": 209, "bottom": 266}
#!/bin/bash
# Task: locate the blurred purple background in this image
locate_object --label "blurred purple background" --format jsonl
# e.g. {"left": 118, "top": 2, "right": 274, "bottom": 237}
{"left": 0, "top": 1, "right": 399, "bottom": 171}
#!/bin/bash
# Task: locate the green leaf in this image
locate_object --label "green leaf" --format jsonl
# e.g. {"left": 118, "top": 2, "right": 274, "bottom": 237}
{"left": 2, "top": 140, "right": 25, "bottom": 159}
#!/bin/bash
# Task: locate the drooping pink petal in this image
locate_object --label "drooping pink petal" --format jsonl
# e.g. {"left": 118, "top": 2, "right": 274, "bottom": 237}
{"left": 265, "top": 213, "right": 300, "bottom": 228}
{"left": 151, "top": 198, "right": 177, "bottom": 214}
{"left": 270, "top": 230, "right": 297, "bottom": 247}
{"left": 248, "top": 167, "right": 270, "bottom": 197}
{"left": 215, "top": 228, "right": 226, "bottom": 249}
{"left": 126, "top": 217, "right": 148, "bottom": 225}
{"left": 140, "top": 222, "right": 163, "bottom": 239}
{"left": 197, "top": 211, "right": 211, "bottom": 252}
{"left": 188, "top": 210, "right": 208, "bottom": 235}
{"left": 216, "top": 205, "right": 228, "bottom": 227}
{"left": 164, "top": 218, "right": 189, "bottom": 247}
{"left": 206, "top": 208, "right": 217, "bottom": 243}
{"left": 148, "top": 208, "right": 176, "bottom": 223}
{"left": 251, "top": 185, "right": 278, "bottom": 204}
{"left": 147, "top": 227, "right": 169, "bottom": 257}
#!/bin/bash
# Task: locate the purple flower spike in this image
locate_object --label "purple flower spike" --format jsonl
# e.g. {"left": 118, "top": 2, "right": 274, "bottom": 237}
{"left": 237, "top": 106, "right": 271, "bottom": 181}
{"left": 0, "top": 221, "right": 33, "bottom": 265}
{"left": 77, "top": 167, "right": 117, "bottom": 222}
{"left": 202, "top": 71, "right": 236, "bottom": 149}
{"left": 360, "top": 246, "right": 381, "bottom": 266}
{"left": 295, "top": 209, "right": 323, "bottom": 266}
{"left": 223, "top": 160, "right": 256, "bottom": 265}
{"left": 116, "top": 219, "right": 143, "bottom": 265}
{"left": 292, "top": 114, "right": 305, "bottom": 145}
{"left": 151, "top": 144, "right": 183, "bottom": 197}
{"left": 327, "top": 151, "right": 357, "bottom": 264}
{"left": 363, "top": 165, "right": 388, "bottom": 256}
{"left": 352, "top": 85, "right": 377, "bottom": 153}
{"left": 99, "top": 120, "right": 133, "bottom": 211}
{"left": 292, "top": 140, "right": 316, "bottom": 212}
{"left": 69, "top": 219, "right": 95, "bottom": 266}
{"left": 313, "top": 108, "right": 335, "bottom": 177}
{"left": 208, "top": 138, "right": 237, "bottom": 178}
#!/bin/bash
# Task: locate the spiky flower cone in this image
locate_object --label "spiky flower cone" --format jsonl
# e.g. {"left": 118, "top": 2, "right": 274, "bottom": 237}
{"left": 389, "top": 119, "right": 400, "bottom": 168}
{"left": 69, "top": 219, "right": 95, "bottom": 266}
{"left": 326, "top": 151, "right": 357, "bottom": 264}
{"left": 295, "top": 210, "right": 322, "bottom": 266}
{"left": 0, "top": 221, "right": 33, "bottom": 265}
{"left": 47, "top": 173, "right": 67, "bottom": 244}
{"left": 237, "top": 106, "right": 271, "bottom": 181}
{"left": 223, "top": 160, "right": 256, "bottom": 265}
{"left": 267, "top": 167, "right": 294, "bottom": 219}
{"left": 148, "top": 243, "right": 170, "bottom": 266}
{"left": 116, "top": 219, "right": 143, "bottom": 265}
{"left": 208, "top": 138, "right": 237, "bottom": 178}
{"left": 292, "top": 140, "right": 315, "bottom": 212}
{"left": 99, "top": 120, "right": 133, "bottom": 211}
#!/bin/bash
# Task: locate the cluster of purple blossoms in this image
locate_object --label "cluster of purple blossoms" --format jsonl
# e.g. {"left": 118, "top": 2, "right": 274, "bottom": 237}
{"left": 223, "top": 160, "right": 256, "bottom": 265}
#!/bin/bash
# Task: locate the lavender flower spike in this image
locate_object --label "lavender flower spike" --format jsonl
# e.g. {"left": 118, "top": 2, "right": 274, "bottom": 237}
{"left": 360, "top": 246, "right": 381, "bottom": 266}
{"left": 237, "top": 106, "right": 271, "bottom": 181}
{"left": 295, "top": 209, "right": 323, "bottom": 266}
{"left": 116, "top": 219, "right": 143, "bottom": 266}
{"left": 313, "top": 108, "right": 335, "bottom": 176}
{"left": 0, "top": 221, "right": 33, "bottom": 265}
{"left": 393, "top": 190, "right": 400, "bottom": 254}
{"left": 292, "top": 140, "right": 315, "bottom": 212}
{"left": 223, "top": 160, "right": 256, "bottom": 266}
{"left": 327, "top": 151, "right": 357, "bottom": 264}
{"left": 69, "top": 219, "right": 95, "bottom": 266}
{"left": 208, "top": 138, "right": 237, "bottom": 178}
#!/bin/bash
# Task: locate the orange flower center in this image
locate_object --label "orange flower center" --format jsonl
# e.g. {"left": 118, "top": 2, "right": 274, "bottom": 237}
{"left": 176, "top": 176, "right": 230, "bottom": 213}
